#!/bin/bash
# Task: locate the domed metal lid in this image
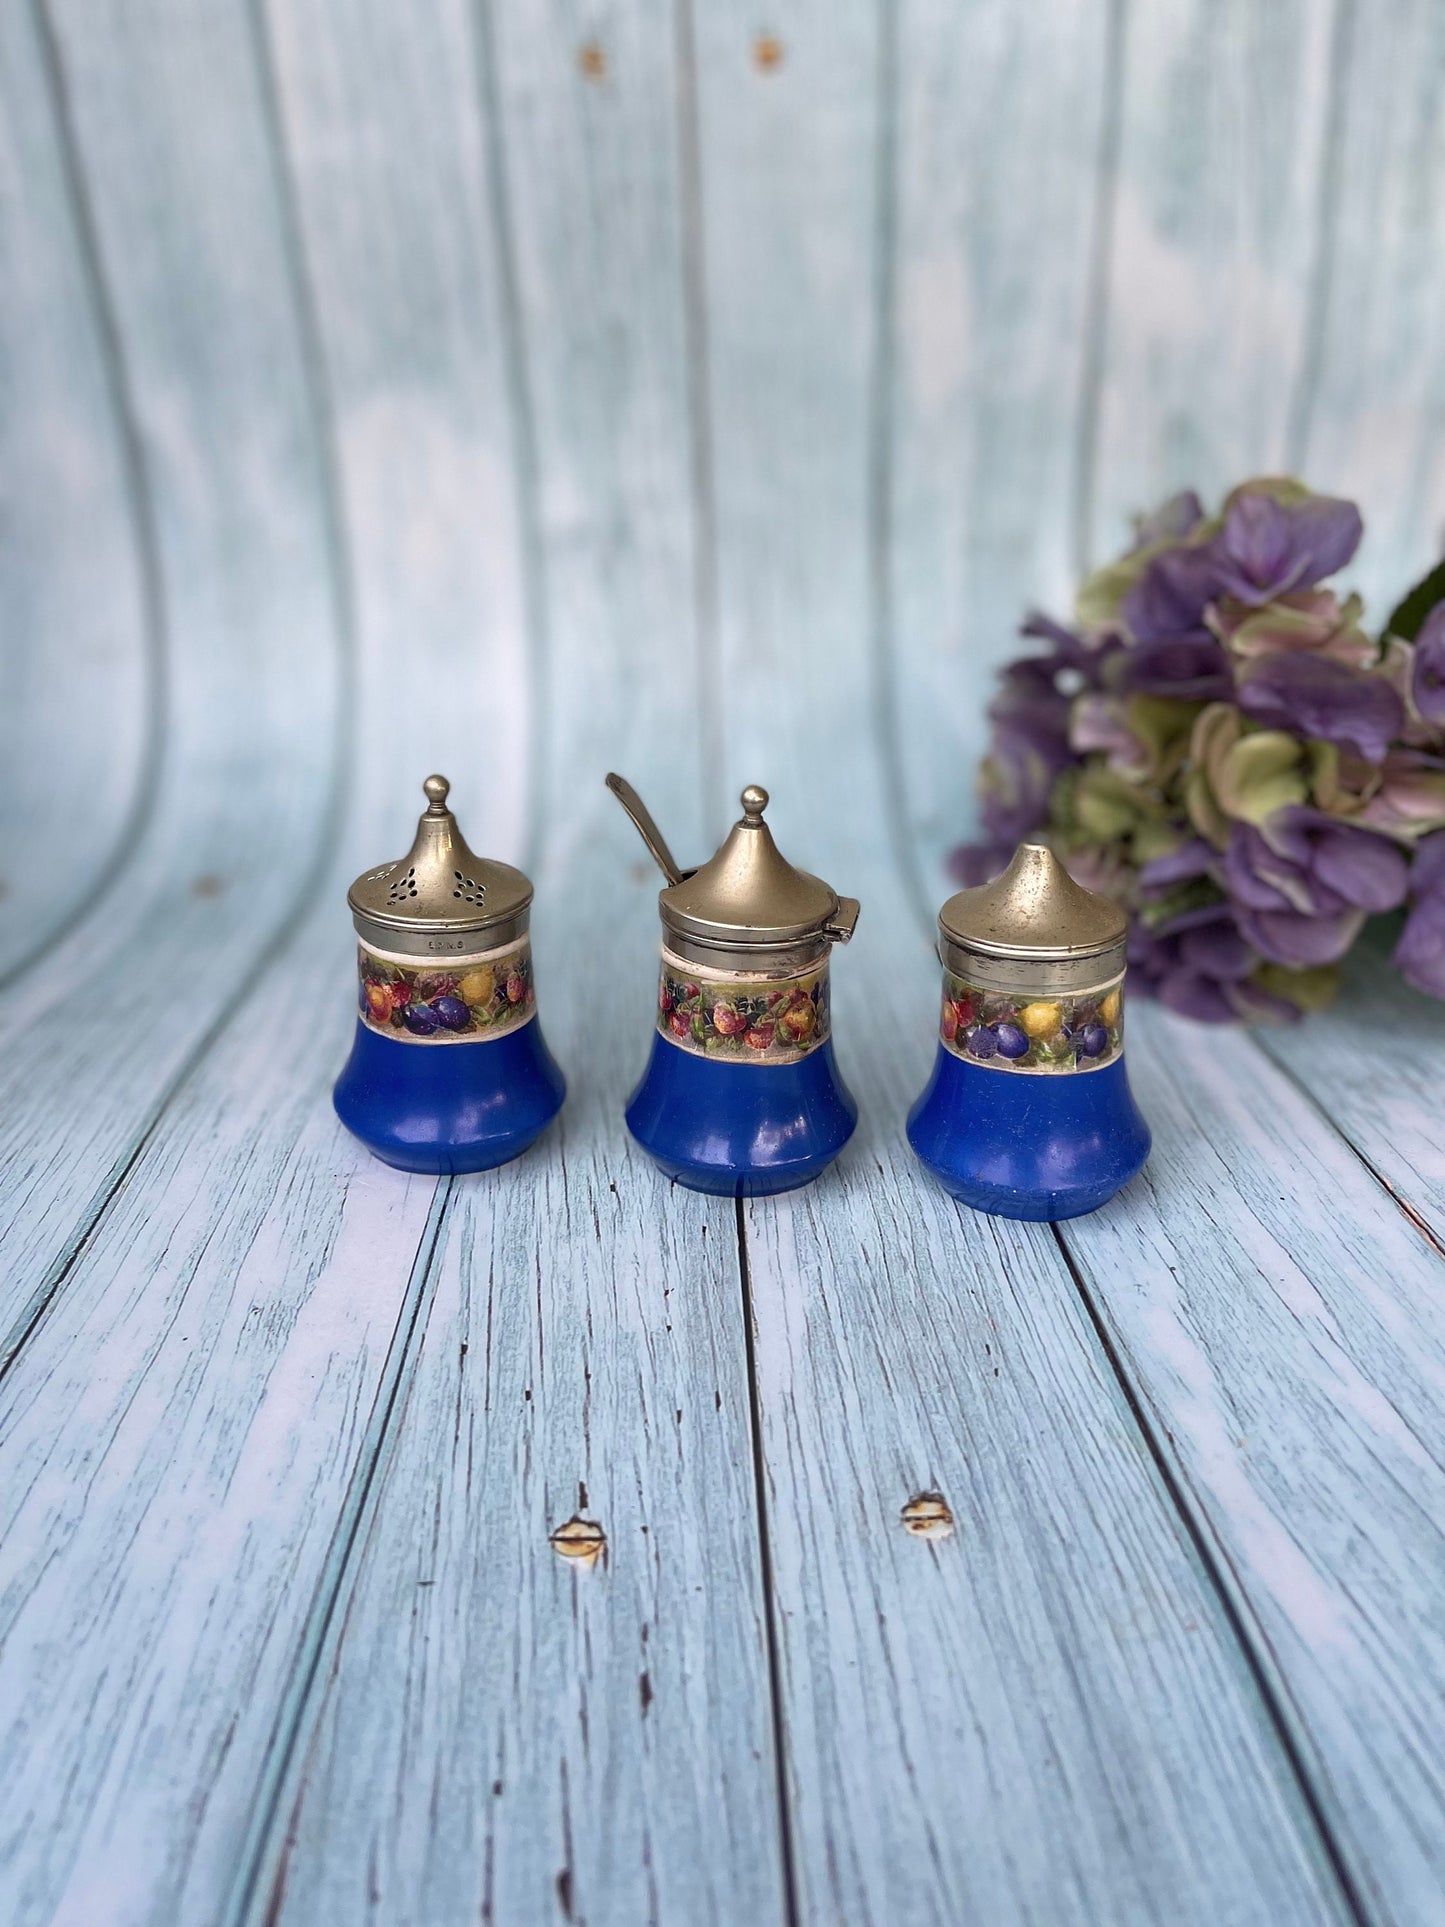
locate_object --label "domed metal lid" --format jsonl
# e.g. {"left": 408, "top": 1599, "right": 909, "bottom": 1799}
{"left": 939, "top": 841, "right": 1125, "bottom": 960}
{"left": 607, "top": 775, "right": 859, "bottom": 950}
{"left": 347, "top": 774, "right": 532, "bottom": 938}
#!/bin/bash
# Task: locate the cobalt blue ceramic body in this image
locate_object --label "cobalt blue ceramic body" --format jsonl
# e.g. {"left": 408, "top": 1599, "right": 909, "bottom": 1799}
{"left": 907, "top": 1045, "right": 1149, "bottom": 1221}
{"left": 334, "top": 1012, "right": 565, "bottom": 1175}
{"left": 626, "top": 1031, "right": 856, "bottom": 1196}
{"left": 337, "top": 774, "right": 563, "bottom": 1176}
{"left": 605, "top": 774, "right": 861, "bottom": 1196}
{"left": 912, "top": 839, "right": 1151, "bottom": 1222}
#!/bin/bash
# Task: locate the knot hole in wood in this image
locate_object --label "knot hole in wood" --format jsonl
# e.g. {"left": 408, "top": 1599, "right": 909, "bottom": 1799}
{"left": 900, "top": 1491, "right": 954, "bottom": 1541}
{"left": 550, "top": 1515, "right": 607, "bottom": 1569}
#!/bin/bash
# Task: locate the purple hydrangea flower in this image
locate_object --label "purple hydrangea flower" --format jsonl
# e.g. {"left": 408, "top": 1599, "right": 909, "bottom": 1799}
{"left": 950, "top": 478, "right": 1445, "bottom": 1018}
{"left": 1131, "top": 489, "right": 1206, "bottom": 551}
{"left": 1120, "top": 545, "right": 1223, "bottom": 644}
{"left": 1122, "top": 488, "right": 1363, "bottom": 645}
{"left": 1395, "top": 830, "right": 1445, "bottom": 999}
{"left": 1236, "top": 652, "right": 1404, "bottom": 764}
{"left": 1121, "top": 633, "right": 1234, "bottom": 703}
{"left": 1137, "top": 837, "right": 1219, "bottom": 894}
{"left": 1128, "top": 901, "right": 1291, "bottom": 1023}
{"left": 1224, "top": 806, "right": 1409, "bottom": 967}
{"left": 1410, "top": 601, "right": 1445, "bottom": 728}
{"left": 960, "top": 616, "right": 1125, "bottom": 861}
{"left": 1210, "top": 489, "right": 1363, "bottom": 606}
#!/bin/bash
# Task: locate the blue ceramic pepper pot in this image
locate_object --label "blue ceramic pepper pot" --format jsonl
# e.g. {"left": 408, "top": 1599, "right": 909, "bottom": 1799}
{"left": 333, "top": 774, "right": 565, "bottom": 1174}
{"left": 607, "top": 774, "right": 860, "bottom": 1197}
{"left": 907, "top": 841, "right": 1149, "bottom": 1221}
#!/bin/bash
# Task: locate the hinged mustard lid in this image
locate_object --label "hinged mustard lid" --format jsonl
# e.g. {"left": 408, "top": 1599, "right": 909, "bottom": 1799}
{"left": 348, "top": 774, "right": 532, "bottom": 953}
{"left": 607, "top": 775, "right": 860, "bottom": 957}
{"left": 939, "top": 842, "right": 1125, "bottom": 992}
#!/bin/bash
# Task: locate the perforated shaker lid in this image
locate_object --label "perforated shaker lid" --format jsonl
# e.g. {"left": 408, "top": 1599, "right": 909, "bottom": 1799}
{"left": 347, "top": 774, "right": 532, "bottom": 942}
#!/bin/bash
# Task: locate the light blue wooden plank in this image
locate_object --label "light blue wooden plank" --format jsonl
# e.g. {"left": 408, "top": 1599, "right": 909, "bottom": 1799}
{"left": 884, "top": 0, "right": 1113, "bottom": 881}
{"left": 0, "top": 991, "right": 444, "bottom": 1927}
{"left": 1086, "top": 0, "right": 1337, "bottom": 560}
{"left": 251, "top": 5, "right": 784, "bottom": 1922}
{"left": 0, "top": 0, "right": 347, "bottom": 1353}
{"left": 0, "top": 0, "right": 156, "bottom": 978}
{"left": 1063, "top": 1003, "right": 1445, "bottom": 1927}
{"left": 1256, "top": 923, "right": 1445, "bottom": 1235}
{"left": 1289, "top": 1, "right": 1445, "bottom": 618}
{"left": 0, "top": 0, "right": 537, "bottom": 1907}
{"left": 690, "top": 3, "right": 1351, "bottom": 1919}
{"left": 263, "top": 0, "right": 536, "bottom": 831}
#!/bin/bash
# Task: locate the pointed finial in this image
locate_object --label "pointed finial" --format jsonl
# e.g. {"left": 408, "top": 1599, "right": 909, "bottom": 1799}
{"left": 740, "top": 784, "right": 768, "bottom": 822}
{"left": 423, "top": 774, "right": 450, "bottom": 814}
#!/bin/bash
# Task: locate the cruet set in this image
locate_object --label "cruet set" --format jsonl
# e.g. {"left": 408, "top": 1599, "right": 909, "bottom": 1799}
{"left": 333, "top": 773, "right": 1151, "bottom": 1221}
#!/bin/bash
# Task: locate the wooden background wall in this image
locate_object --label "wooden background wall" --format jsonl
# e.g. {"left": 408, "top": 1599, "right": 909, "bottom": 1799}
{"left": 4, "top": 0, "right": 1445, "bottom": 940}
{"left": 7, "top": 9, "right": 1445, "bottom": 1923}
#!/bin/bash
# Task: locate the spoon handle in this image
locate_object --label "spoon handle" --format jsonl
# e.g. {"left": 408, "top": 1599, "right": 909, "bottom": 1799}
{"left": 605, "top": 773, "right": 687, "bottom": 887}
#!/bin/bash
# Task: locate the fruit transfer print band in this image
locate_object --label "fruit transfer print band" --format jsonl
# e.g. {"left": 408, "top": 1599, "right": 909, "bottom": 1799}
{"left": 656, "top": 948, "right": 831, "bottom": 1064}
{"left": 940, "top": 970, "right": 1123, "bottom": 1072}
{"left": 358, "top": 936, "right": 536, "bottom": 1043}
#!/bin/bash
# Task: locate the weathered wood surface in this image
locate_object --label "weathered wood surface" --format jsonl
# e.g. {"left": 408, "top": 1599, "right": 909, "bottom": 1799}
{"left": 693, "top": 14, "right": 1360, "bottom": 1919}
{"left": 258, "top": 6, "right": 782, "bottom": 1922}
{"left": 1064, "top": 1002, "right": 1445, "bottom": 1927}
{"left": 4, "top": 3, "right": 1445, "bottom": 1924}
{"left": 0, "top": 1, "right": 154, "bottom": 981}
{"left": 0, "top": 0, "right": 346, "bottom": 1364}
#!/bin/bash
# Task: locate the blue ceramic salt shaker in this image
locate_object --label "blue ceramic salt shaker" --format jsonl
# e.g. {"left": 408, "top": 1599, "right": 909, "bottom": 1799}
{"left": 607, "top": 774, "right": 860, "bottom": 1196}
{"left": 333, "top": 774, "right": 565, "bottom": 1173}
{"left": 907, "top": 841, "right": 1149, "bottom": 1220}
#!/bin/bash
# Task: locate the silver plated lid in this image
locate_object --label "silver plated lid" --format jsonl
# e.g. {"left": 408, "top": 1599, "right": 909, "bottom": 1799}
{"left": 348, "top": 775, "right": 532, "bottom": 955}
{"left": 607, "top": 774, "right": 860, "bottom": 961}
{"left": 938, "top": 842, "right": 1126, "bottom": 993}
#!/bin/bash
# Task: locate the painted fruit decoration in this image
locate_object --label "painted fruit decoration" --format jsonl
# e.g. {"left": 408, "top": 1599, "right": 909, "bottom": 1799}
{"left": 358, "top": 945, "right": 536, "bottom": 1040}
{"left": 657, "top": 966, "right": 830, "bottom": 1061}
{"left": 941, "top": 970, "right": 1123, "bottom": 1071}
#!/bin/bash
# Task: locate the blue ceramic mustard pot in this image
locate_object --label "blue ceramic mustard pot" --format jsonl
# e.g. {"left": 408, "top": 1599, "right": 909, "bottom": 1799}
{"left": 907, "top": 841, "right": 1149, "bottom": 1220}
{"left": 608, "top": 774, "right": 860, "bottom": 1196}
{"left": 333, "top": 775, "right": 565, "bottom": 1173}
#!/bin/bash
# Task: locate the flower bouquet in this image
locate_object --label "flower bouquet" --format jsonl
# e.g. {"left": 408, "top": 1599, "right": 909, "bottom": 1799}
{"left": 953, "top": 479, "right": 1445, "bottom": 1021}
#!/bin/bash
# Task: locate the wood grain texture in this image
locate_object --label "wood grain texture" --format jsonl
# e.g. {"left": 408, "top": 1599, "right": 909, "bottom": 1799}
{"left": 0, "top": 0, "right": 347, "bottom": 1356}
{"left": 258, "top": 5, "right": 784, "bottom": 1921}
{"left": 1062, "top": 1001, "right": 1445, "bottom": 1927}
{"left": 4, "top": 3, "right": 1445, "bottom": 1923}
{"left": 0, "top": 1, "right": 155, "bottom": 980}
{"left": 885, "top": 0, "right": 1112, "bottom": 875}
{"left": 1252, "top": 922, "right": 1445, "bottom": 1239}
{"left": 0, "top": 0, "right": 532, "bottom": 1917}
{"left": 1287, "top": 0, "right": 1445, "bottom": 613}
{"left": 0, "top": 977, "right": 443, "bottom": 1927}
{"left": 692, "top": 4, "right": 1351, "bottom": 1917}
{"left": 1085, "top": 0, "right": 1337, "bottom": 560}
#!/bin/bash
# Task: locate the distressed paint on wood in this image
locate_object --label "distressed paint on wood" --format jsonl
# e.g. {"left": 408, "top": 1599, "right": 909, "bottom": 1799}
{"left": 0, "top": 0, "right": 155, "bottom": 980}
{"left": 3, "top": 2, "right": 1445, "bottom": 1923}
{"left": 1255, "top": 942, "right": 1445, "bottom": 1238}
{"left": 1063, "top": 1001, "right": 1445, "bottom": 1927}
{"left": 884, "top": 0, "right": 1112, "bottom": 876}
{"left": 1289, "top": 0, "right": 1445, "bottom": 613}
{"left": 252, "top": 5, "right": 785, "bottom": 1922}
{"left": 264, "top": 0, "right": 534, "bottom": 834}
{"left": 691, "top": 4, "right": 1352, "bottom": 1918}
{"left": 0, "top": 1, "right": 532, "bottom": 1918}
{"left": 1085, "top": 0, "right": 1336, "bottom": 561}
{"left": 0, "top": 0, "right": 348, "bottom": 1355}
